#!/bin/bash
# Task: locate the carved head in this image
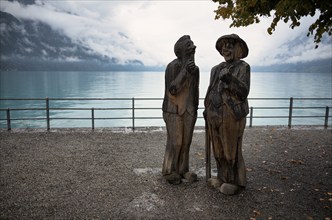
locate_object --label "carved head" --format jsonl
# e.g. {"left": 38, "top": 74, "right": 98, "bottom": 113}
{"left": 216, "top": 34, "right": 248, "bottom": 62}
{"left": 174, "top": 35, "right": 196, "bottom": 59}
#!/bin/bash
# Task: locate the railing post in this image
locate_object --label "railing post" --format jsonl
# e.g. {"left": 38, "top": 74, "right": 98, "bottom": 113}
{"left": 132, "top": 97, "right": 135, "bottom": 130}
{"left": 249, "top": 106, "right": 253, "bottom": 127}
{"left": 92, "top": 108, "right": 95, "bottom": 130}
{"left": 324, "top": 106, "right": 329, "bottom": 128}
{"left": 6, "top": 108, "right": 11, "bottom": 131}
{"left": 288, "top": 97, "right": 293, "bottom": 128}
{"left": 46, "top": 97, "right": 50, "bottom": 131}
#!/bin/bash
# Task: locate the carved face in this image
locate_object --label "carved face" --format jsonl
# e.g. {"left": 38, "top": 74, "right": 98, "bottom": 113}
{"left": 221, "top": 39, "right": 236, "bottom": 62}
{"left": 174, "top": 35, "right": 196, "bottom": 59}
{"left": 183, "top": 39, "right": 196, "bottom": 57}
{"left": 177, "top": 39, "right": 196, "bottom": 60}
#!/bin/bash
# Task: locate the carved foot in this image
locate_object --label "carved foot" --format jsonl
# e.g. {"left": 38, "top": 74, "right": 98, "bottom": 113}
{"left": 164, "top": 173, "right": 182, "bottom": 185}
{"left": 219, "top": 183, "right": 242, "bottom": 195}
{"left": 207, "top": 177, "right": 222, "bottom": 189}
{"left": 183, "top": 171, "right": 198, "bottom": 183}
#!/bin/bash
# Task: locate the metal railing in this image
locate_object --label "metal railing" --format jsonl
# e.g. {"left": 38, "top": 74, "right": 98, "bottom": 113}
{"left": 0, "top": 97, "right": 331, "bottom": 130}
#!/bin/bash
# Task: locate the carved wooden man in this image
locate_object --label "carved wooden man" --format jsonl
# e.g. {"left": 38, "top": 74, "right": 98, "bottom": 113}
{"left": 204, "top": 34, "right": 250, "bottom": 195}
{"left": 162, "top": 35, "right": 199, "bottom": 184}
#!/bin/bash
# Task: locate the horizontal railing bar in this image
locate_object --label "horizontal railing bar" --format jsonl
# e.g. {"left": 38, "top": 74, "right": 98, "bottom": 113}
{"left": 0, "top": 98, "right": 46, "bottom": 101}
{"left": 51, "top": 118, "right": 92, "bottom": 120}
{"left": 0, "top": 108, "right": 46, "bottom": 111}
{"left": 291, "top": 98, "right": 332, "bottom": 100}
{"left": 132, "top": 117, "right": 163, "bottom": 119}
{"left": 6, "top": 107, "right": 330, "bottom": 111}
{"left": 6, "top": 116, "right": 327, "bottom": 120}
{"left": 293, "top": 107, "right": 331, "bottom": 109}
{"left": 252, "top": 106, "right": 330, "bottom": 109}
{"left": 93, "top": 118, "right": 134, "bottom": 120}
{"left": 0, "top": 98, "right": 134, "bottom": 101}
{"left": 51, "top": 108, "right": 133, "bottom": 111}
{"left": 129, "top": 98, "right": 163, "bottom": 101}
{"left": 2, "top": 107, "right": 327, "bottom": 111}
{"left": 0, "top": 107, "right": 196, "bottom": 110}
{"left": 48, "top": 98, "right": 133, "bottom": 101}
{"left": 250, "top": 116, "right": 289, "bottom": 118}
{"left": 250, "top": 115, "right": 330, "bottom": 118}
{"left": 52, "top": 117, "right": 133, "bottom": 120}
{"left": 292, "top": 115, "right": 328, "bottom": 118}
{"left": 248, "top": 98, "right": 332, "bottom": 100}
{"left": 2, "top": 116, "right": 324, "bottom": 121}
{"left": 251, "top": 107, "right": 289, "bottom": 109}
{"left": 2, "top": 97, "right": 331, "bottom": 101}
{"left": 0, "top": 108, "right": 133, "bottom": 111}
{"left": 92, "top": 108, "right": 132, "bottom": 110}
{"left": 2, "top": 107, "right": 328, "bottom": 111}
{"left": 133, "top": 108, "right": 161, "bottom": 110}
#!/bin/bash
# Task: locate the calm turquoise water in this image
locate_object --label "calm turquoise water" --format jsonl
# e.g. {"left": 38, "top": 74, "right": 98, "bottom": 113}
{"left": 0, "top": 71, "right": 331, "bottom": 128}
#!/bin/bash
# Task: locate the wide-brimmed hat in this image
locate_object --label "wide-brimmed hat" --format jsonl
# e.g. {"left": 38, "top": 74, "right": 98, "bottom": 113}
{"left": 216, "top": 34, "right": 249, "bottom": 59}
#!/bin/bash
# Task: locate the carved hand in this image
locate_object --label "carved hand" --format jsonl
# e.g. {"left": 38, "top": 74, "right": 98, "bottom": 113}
{"left": 221, "top": 73, "right": 232, "bottom": 84}
{"left": 186, "top": 59, "right": 196, "bottom": 73}
{"left": 220, "top": 65, "right": 234, "bottom": 84}
{"left": 219, "top": 68, "right": 230, "bottom": 84}
{"left": 169, "top": 85, "right": 177, "bottom": 95}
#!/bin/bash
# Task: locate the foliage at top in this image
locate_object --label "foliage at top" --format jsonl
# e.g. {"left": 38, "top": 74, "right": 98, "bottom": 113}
{"left": 212, "top": 0, "right": 332, "bottom": 48}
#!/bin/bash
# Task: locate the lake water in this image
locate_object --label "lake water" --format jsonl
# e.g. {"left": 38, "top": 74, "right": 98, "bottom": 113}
{"left": 0, "top": 71, "right": 331, "bottom": 128}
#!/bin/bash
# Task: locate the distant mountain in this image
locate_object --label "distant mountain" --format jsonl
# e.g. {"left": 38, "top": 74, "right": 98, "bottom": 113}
{"left": 0, "top": 10, "right": 162, "bottom": 71}
{"left": 252, "top": 34, "right": 332, "bottom": 73}
{"left": 252, "top": 58, "right": 332, "bottom": 73}
{"left": 8, "top": 0, "right": 35, "bottom": 6}
{"left": 0, "top": 1, "right": 330, "bottom": 73}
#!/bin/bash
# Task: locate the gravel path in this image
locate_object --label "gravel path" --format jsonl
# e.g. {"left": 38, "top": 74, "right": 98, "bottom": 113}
{"left": 0, "top": 126, "right": 331, "bottom": 219}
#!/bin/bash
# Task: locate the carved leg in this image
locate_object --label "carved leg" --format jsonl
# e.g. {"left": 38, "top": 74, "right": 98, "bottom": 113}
{"left": 162, "top": 113, "right": 184, "bottom": 184}
{"left": 178, "top": 112, "right": 197, "bottom": 177}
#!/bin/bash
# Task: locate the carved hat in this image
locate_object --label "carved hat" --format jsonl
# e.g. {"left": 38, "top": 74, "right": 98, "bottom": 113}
{"left": 216, "top": 34, "right": 249, "bottom": 59}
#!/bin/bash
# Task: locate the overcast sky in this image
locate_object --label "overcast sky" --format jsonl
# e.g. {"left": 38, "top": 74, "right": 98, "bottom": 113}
{"left": 1, "top": 0, "right": 331, "bottom": 70}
